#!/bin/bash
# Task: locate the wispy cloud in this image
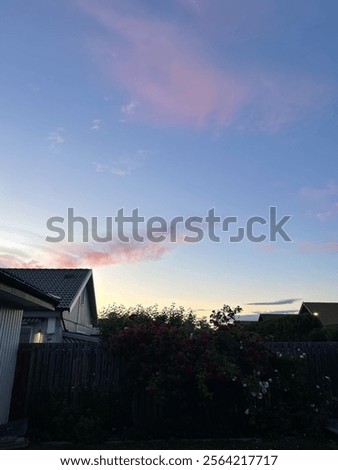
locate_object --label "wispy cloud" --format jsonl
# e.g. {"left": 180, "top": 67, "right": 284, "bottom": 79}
{"left": 241, "top": 74, "right": 330, "bottom": 133}
{"left": 299, "top": 240, "right": 338, "bottom": 253}
{"left": 257, "top": 243, "right": 287, "bottom": 253}
{"left": 178, "top": 0, "right": 201, "bottom": 14}
{"left": 0, "top": 239, "right": 174, "bottom": 269}
{"left": 247, "top": 298, "right": 300, "bottom": 306}
{"left": 120, "top": 101, "right": 138, "bottom": 123}
{"left": 0, "top": 253, "right": 42, "bottom": 268}
{"left": 177, "top": 0, "right": 272, "bottom": 33}
{"left": 74, "top": 0, "right": 332, "bottom": 132}
{"left": 47, "top": 128, "right": 65, "bottom": 152}
{"left": 316, "top": 203, "right": 338, "bottom": 222}
{"left": 93, "top": 150, "right": 147, "bottom": 176}
{"left": 121, "top": 101, "right": 137, "bottom": 116}
{"left": 253, "top": 309, "right": 298, "bottom": 315}
{"left": 91, "top": 119, "right": 102, "bottom": 130}
{"left": 74, "top": 1, "right": 250, "bottom": 129}
{"left": 300, "top": 181, "right": 338, "bottom": 201}
{"left": 300, "top": 181, "right": 338, "bottom": 221}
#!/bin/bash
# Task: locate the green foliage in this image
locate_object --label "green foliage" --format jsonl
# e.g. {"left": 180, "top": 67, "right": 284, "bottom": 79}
{"left": 27, "top": 386, "right": 115, "bottom": 444}
{"left": 28, "top": 304, "right": 334, "bottom": 442}
{"left": 308, "top": 328, "right": 327, "bottom": 342}
{"left": 98, "top": 303, "right": 209, "bottom": 338}
{"left": 104, "top": 304, "right": 331, "bottom": 439}
{"left": 110, "top": 322, "right": 270, "bottom": 437}
{"left": 320, "top": 326, "right": 338, "bottom": 341}
{"left": 210, "top": 304, "right": 243, "bottom": 327}
{"left": 247, "top": 314, "right": 322, "bottom": 341}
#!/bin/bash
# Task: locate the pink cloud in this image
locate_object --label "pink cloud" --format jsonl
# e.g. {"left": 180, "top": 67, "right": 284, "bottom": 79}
{"left": 79, "top": 1, "right": 249, "bottom": 128}
{"left": 74, "top": 0, "right": 332, "bottom": 132}
{"left": 177, "top": 0, "right": 273, "bottom": 41}
{"left": 300, "top": 181, "right": 338, "bottom": 201}
{"left": 78, "top": 241, "right": 171, "bottom": 267}
{"left": 257, "top": 243, "right": 284, "bottom": 253}
{"left": 299, "top": 241, "right": 338, "bottom": 253}
{"left": 177, "top": 0, "right": 202, "bottom": 15}
{"left": 0, "top": 254, "right": 43, "bottom": 268}
{"left": 0, "top": 240, "right": 173, "bottom": 269}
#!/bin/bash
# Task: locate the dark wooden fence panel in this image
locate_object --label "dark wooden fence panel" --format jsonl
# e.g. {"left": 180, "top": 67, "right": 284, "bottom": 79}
{"left": 10, "top": 343, "right": 120, "bottom": 419}
{"left": 267, "top": 342, "right": 338, "bottom": 396}
{"left": 11, "top": 341, "right": 338, "bottom": 423}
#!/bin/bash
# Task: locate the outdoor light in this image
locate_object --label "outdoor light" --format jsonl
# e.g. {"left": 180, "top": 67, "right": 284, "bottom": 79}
{"left": 313, "top": 312, "right": 319, "bottom": 316}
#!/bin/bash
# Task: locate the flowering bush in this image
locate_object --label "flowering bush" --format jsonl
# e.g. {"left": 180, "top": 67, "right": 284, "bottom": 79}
{"left": 253, "top": 351, "right": 335, "bottom": 436}
{"left": 104, "top": 305, "right": 332, "bottom": 438}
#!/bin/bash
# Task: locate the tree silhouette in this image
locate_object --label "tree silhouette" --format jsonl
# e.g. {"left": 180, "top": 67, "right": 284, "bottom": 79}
{"left": 210, "top": 304, "right": 242, "bottom": 327}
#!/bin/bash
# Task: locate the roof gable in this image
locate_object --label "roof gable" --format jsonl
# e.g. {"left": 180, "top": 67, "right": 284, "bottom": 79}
{"left": 259, "top": 313, "right": 295, "bottom": 322}
{"left": 299, "top": 302, "right": 338, "bottom": 326}
{"left": 1, "top": 269, "right": 95, "bottom": 312}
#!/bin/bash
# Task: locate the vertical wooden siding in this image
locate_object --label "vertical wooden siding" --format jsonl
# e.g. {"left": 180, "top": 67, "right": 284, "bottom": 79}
{"left": 0, "top": 306, "right": 23, "bottom": 424}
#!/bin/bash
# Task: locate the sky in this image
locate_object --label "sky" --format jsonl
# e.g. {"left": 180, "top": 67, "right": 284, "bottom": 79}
{"left": 1, "top": 0, "right": 338, "bottom": 317}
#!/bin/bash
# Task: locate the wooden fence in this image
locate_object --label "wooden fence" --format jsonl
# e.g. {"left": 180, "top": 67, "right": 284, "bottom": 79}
{"left": 10, "top": 341, "right": 338, "bottom": 420}
{"left": 10, "top": 342, "right": 121, "bottom": 419}
{"left": 267, "top": 342, "right": 338, "bottom": 396}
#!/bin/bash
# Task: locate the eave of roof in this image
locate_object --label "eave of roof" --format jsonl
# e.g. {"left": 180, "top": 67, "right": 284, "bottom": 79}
{"left": 1, "top": 268, "right": 98, "bottom": 323}
{"left": 0, "top": 269, "right": 59, "bottom": 310}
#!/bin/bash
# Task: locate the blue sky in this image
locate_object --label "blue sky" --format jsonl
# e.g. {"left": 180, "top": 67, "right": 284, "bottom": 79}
{"left": 1, "top": 0, "right": 338, "bottom": 315}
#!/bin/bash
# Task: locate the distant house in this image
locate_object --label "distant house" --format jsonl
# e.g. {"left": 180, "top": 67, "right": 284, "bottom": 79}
{"left": 1, "top": 269, "right": 98, "bottom": 343}
{"left": 299, "top": 302, "right": 338, "bottom": 327}
{"left": 258, "top": 313, "right": 295, "bottom": 322}
{"left": 0, "top": 269, "right": 58, "bottom": 424}
{"left": 235, "top": 314, "right": 259, "bottom": 323}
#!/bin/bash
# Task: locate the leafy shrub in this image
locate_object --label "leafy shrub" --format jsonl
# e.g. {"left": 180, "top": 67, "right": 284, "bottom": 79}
{"left": 99, "top": 303, "right": 208, "bottom": 338}
{"left": 106, "top": 308, "right": 331, "bottom": 438}
{"left": 246, "top": 314, "right": 322, "bottom": 341}
{"left": 321, "top": 326, "right": 338, "bottom": 341}
{"left": 28, "top": 305, "right": 333, "bottom": 442}
{"left": 308, "top": 328, "right": 327, "bottom": 342}
{"left": 27, "top": 385, "right": 114, "bottom": 444}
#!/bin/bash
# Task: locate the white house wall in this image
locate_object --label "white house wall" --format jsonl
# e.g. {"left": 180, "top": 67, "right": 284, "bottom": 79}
{"left": 21, "top": 312, "right": 62, "bottom": 343}
{"left": 63, "top": 287, "right": 94, "bottom": 334}
{"left": 0, "top": 305, "right": 23, "bottom": 425}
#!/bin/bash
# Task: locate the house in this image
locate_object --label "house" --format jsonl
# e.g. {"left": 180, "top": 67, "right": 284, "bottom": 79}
{"left": 299, "top": 302, "right": 338, "bottom": 327}
{"left": 235, "top": 314, "right": 259, "bottom": 323}
{"left": 258, "top": 313, "right": 295, "bottom": 322}
{"left": 0, "top": 269, "right": 58, "bottom": 424}
{"left": 1, "top": 268, "right": 98, "bottom": 343}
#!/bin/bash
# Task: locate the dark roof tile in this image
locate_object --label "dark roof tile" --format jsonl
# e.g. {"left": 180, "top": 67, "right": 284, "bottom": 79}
{"left": 1, "top": 268, "right": 91, "bottom": 310}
